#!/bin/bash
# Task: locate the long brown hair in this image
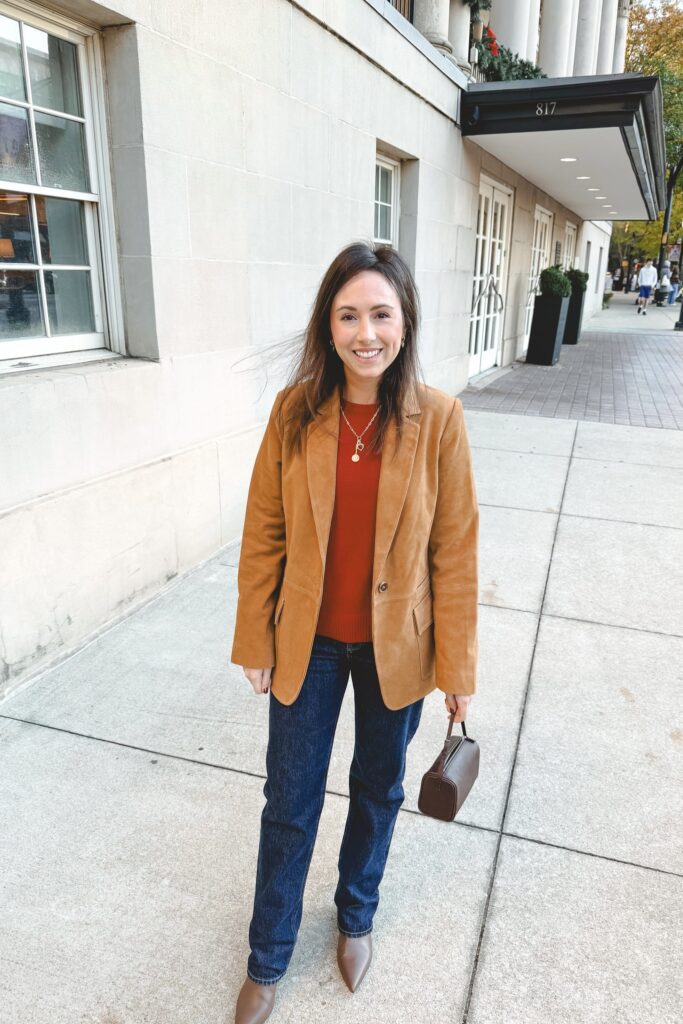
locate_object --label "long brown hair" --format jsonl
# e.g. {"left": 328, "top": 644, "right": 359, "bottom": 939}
{"left": 273, "top": 240, "right": 426, "bottom": 458}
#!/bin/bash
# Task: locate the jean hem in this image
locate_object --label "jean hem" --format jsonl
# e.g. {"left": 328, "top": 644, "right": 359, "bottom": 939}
{"left": 338, "top": 925, "right": 373, "bottom": 938}
{"left": 246, "top": 969, "right": 285, "bottom": 985}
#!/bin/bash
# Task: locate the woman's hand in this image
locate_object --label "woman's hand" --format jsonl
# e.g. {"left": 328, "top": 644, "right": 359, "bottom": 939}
{"left": 243, "top": 667, "right": 273, "bottom": 695}
{"left": 444, "top": 693, "right": 472, "bottom": 722}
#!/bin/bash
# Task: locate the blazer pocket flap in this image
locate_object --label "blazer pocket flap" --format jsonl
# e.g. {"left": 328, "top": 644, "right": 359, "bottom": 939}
{"left": 413, "top": 590, "right": 434, "bottom": 635}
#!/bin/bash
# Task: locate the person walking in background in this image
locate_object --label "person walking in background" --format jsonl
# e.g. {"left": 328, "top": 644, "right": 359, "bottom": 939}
{"left": 637, "top": 258, "right": 658, "bottom": 314}
{"left": 630, "top": 265, "right": 640, "bottom": 299}
{"left": 229, "top": 240, "right": 479, "bottom": 1024}
{"left": 657, "top": 261, "right": 672, "bottom": 306}
{"left": 668, "top": 265, "right": 680, "bottom": 304}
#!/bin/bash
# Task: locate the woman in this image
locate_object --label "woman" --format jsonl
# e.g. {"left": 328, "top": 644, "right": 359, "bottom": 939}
{"left": 657, "top": 261, "right": 672, "bottom": 306}
{"left": 230, "top": 241, "right": 479, "bottom": 1024}
{"left": 630, "top": 265, "right": 640, "bottom": 298}
{"left": 668, "top": 265, "right": 680, "bottom": 304}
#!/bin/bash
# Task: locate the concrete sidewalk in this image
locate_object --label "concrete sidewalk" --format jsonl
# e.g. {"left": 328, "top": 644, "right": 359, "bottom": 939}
{"left": 588, "top": 286, "right": 682, "bottom": 333}
{"left": 2, "top": 396, "right": 682, "bottom": 1022}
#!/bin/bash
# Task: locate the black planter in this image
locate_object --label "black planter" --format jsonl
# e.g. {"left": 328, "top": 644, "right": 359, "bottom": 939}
{"left": 525, "top": 295, "right": 570, "bottom": 366}
{"left": 562, "top": 288, "right": 586, "bottom": 345}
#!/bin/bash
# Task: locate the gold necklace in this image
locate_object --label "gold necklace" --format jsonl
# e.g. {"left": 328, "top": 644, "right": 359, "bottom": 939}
{"left": 341, "top": 402, "right": 380, "bottom": 462}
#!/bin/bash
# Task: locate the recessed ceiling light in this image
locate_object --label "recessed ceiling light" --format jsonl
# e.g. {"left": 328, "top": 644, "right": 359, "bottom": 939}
{"left": 602, "top": 204, "right": 612, "bottom": 208}
{"left": 595, "top": 196, "right": 607, "bottom": 199}
{"left": 576, "top": 175, "right": 590, "bottom": 180}
{"left": 587, "top": 187, "right": 599, "bottom": 191}
{"left": 560, "top": 157, "right": 577, "bottom": 162}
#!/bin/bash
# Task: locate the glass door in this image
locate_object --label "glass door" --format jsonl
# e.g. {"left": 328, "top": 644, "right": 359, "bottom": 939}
{"left": 563, "top": 221, "right": 577, "bottom": 269}
{"left": 469, "top": 179, "right": 511, "bottom": 377}
{"left": 523, "top": 205, "right": 554, "bottom": 343}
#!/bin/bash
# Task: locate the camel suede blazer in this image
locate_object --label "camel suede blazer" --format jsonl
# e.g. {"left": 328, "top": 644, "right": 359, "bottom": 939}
{"left": 230, "top": 381, "right": 479, "bottom": 710}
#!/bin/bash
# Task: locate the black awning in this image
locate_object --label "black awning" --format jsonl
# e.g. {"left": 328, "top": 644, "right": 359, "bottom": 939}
{"left": 461, "top": 74, "right": 666, "bottom": 221}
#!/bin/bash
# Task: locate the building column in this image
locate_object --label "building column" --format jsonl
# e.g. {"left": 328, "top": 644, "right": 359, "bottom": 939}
{"left": 448, "top": 0, "right": 471, "bottom": 70}
{"left": 527, "top": 0, "right": 542, "bottom": 66}
{"left": 612, "top": 0, "right": 630, "bottom": 73}
{"left": 567, "top": 0, "right": 581, "bottom": 74}
{"left": 596, "top": 0, "right": 619, "bottom": 73}
{"left": 538, "top": 0, "right": 574, "bottom": 77}
{"left": 413, "top": 0, "right": 453, "bottom": 56}
{"left": 489, "top": 0, "right": 533, "bottom": 60}
{"left": 573, "top": 0, "right": 602, "bottom": 75}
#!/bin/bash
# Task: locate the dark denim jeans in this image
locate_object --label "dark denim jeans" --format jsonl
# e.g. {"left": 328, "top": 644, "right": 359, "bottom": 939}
{"left": 246, "top": 632, "right": 424, "bottom": 984}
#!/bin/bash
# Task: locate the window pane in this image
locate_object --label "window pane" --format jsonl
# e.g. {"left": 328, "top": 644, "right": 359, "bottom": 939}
{"left": 0, "top": 269, "right": 44, "bottom": 338}
{"left": 35, "top": 110, "right": 89, "bottom": 191}
{"left": 44, "top": 269, "right": 94, "bottom": 334}
{"left": 0, "top": 191, "right": 36, "bottom": 263}
{"left": 0, "top": 15, "right": 26, "bottom": 102}
{"left": 379, "top": 166, "right": 391, "bottom": 204}
{"left": 36, "top": 196, "right": 87, "bottom": 264}
{"left": 0, "top": 102, "right": 35, "bottom": 183}
{"left": 379, "top": 203, "right": 390, "bottom": 240}
{"left": 24, "top": 25, "right": 82, "bottom": 117}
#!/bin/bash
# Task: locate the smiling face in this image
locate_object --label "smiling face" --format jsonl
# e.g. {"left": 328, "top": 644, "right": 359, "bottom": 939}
{"left": 330, "top": 269, "right": 405, "bottom": 400}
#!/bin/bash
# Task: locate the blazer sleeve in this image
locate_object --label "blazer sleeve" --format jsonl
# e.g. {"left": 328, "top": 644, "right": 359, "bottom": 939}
{"left": 428, "top": 397, "right": 479, "bottom": 696}
{"left": 230, "top": 390, "right": 287, "bottom": 670}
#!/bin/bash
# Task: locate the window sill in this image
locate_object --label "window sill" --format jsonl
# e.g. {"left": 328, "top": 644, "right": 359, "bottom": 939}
{"left": 0, "top": 349, "right": 158, "bottom": 382}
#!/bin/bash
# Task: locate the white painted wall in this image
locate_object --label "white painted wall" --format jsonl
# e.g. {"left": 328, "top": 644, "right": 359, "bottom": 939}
{"left": 0, "top": 0, "right": 612, "bottom": 696}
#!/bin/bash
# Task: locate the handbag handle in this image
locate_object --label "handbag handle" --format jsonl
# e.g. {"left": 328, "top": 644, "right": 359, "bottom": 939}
{"left": 430, "top": 712, "right": 468, "bottom": 776}
{"left": 447, "top": 711, "right": 467, "bottom": 739}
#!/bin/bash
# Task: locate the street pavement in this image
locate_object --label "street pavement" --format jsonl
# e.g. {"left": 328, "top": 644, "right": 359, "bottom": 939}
{"left": 1, "top": 299, "right": 682, "bottom": 1023}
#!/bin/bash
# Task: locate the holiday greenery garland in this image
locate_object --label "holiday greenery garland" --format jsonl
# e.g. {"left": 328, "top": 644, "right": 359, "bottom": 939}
{"left": 474, "top": 25, "right": 546, "bottom": 81}
{"left": 465, "top": 0, "right": 492, "bottom": 19}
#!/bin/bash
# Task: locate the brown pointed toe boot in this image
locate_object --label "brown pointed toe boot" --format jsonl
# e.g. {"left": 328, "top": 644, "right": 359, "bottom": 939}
{"left": 234, "top": 975, "right": 278, "bottom": 1024}
{"left": 337, "top": 931, "right": 373, "bottom": 992}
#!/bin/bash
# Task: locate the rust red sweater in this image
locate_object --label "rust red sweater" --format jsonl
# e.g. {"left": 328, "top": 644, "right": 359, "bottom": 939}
{"left": 315, "top": 399, "right": 382, "bottom": 642}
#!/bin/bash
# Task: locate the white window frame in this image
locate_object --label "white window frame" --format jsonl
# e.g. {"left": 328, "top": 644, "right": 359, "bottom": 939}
{"left": 523, "top": 203, "right": 554, "bottom": 340}
{"left": 374, "top": 155, "right": 400, "bottom": 246}
{"left": 468, "top": 174, "right": 513, "bottom": 378}
{"left": 0, "top": 0, "right": 124, "bottom": 363}
{"left": 563, "top": 221, "right": 577, "bottom": 270}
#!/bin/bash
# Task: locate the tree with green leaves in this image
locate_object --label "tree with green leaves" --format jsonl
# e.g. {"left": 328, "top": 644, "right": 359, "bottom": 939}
{"left": 612, "top": 0, "right": 683, "bottom": 271}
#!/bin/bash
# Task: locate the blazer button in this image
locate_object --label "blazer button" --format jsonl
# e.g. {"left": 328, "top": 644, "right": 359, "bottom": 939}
{"left": 378, "top": 581, "right": 388, "bottom": 592}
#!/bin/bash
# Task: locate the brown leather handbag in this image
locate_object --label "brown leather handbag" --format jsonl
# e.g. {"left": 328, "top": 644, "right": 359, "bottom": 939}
{"left": 417, "top": 712, "right": 480, "bottom": 821}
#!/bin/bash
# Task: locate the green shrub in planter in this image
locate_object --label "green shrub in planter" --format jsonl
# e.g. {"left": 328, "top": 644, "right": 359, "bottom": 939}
{"left": 526, "top": 265, "right": 571, "bottom": 365}
{"left": 566, "top": 268, "right": 589, "bottom": 293}
{"left": 539, "top": 265, "right": 571, "bottom": 297}
{"left": 563, "top": 268, "right": 590, "bottom": 345}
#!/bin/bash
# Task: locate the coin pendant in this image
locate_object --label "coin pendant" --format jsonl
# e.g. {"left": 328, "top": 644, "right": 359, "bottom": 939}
{"left": 351, "top": 453, "right": 360, "bottom": 462}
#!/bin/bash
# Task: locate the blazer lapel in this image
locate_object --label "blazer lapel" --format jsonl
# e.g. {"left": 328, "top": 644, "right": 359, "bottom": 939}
{"left": 306, "top": 384, "right": 422, "bottom": 586}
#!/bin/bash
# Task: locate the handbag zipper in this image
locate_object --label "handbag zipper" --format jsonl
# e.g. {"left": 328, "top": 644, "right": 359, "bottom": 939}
{"left": 442, "top": 736, "right": 464, "bottom": 772}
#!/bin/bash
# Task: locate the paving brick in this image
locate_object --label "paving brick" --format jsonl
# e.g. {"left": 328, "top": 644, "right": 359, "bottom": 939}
{"left": 463, "top": 325, "right": 683, "bottom": 430}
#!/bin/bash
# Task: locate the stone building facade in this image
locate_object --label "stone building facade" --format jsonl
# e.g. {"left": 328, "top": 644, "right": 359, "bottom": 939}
{"left": 0, "top": 0, "right": 662, "bottom": 694}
